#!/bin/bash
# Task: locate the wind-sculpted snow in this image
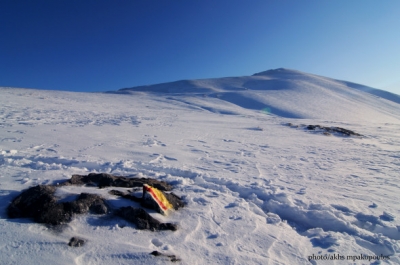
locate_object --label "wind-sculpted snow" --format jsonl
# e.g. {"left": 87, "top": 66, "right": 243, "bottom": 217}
{"left": 1, "top": 79, "right": 400, "bottom": 264}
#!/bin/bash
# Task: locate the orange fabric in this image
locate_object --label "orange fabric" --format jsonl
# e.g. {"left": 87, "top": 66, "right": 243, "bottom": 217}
{"left": 144, "top": 184, "right": 173, "bottom": 211}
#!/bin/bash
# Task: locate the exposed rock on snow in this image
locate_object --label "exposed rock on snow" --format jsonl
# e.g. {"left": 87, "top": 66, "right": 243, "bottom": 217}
{"left": 67, "top": 193, "right": 109, "bottom": 215}
{"left": 8, "top": 185, "right": 109, "bottom": 225}
{"left": 286, "top": 123, "right": 363, "bottom": 137}
{"left": 306, "top": 125, "right": 363, "bottom": 137}
{"left": 7, "top": 185, "right": 58, "bottom": 220}
{"left": 163, "top": 192, "right": 185, "bottom": 210}
{"left": 150, "top": 250, "right": 181, "bottom": 262}
{"left": 8, "top": 173, "right": 182, "bottom": 231}
{"left": 61, "top": 173, "right": 173, "bottom": 191}
{"left": 115, "top": 206, "right": 177, "bottom": 231}
{"left": 68, "top": 237, "right": 86, "bottom": 247}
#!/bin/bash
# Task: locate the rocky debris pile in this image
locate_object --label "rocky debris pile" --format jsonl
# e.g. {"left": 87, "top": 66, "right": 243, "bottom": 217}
{"left": 8, "top": 185, "right": 108, "bottom": 225}
{"left": 61, "top": 172, "right": 173, "bottom": 191}
{"left": 115, "top": 207, "right": 177, "bottom": 231}
{"left": 286, "top": 123, "right": 363, "bottom": 137}
{"left": 7, "top": 173, "right": 184, "bottom": 230}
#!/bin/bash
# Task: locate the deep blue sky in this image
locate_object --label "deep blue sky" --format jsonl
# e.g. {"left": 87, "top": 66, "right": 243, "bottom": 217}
{"left": 1, "top": 0, "right": 400, "bottom": 94}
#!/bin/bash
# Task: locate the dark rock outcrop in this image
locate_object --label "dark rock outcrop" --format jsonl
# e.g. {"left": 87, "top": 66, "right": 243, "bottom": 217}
{"left": 331, "top": 126, "right": 362, "bottom": 136}
{"left": 8, "top": 185, "right": 109, "bottom": 225}
{"left": 8, "top": 174, "right": 181, "bottom": 231}
{"left": 164, "top": 192, "right": 185, "bottom": 210}
{"left": 115, "top": 206, "right": 177, "bottom": 231}
{"left": 66, "top": 193, "right": 108, "bottom": 215}
{"left": 68, "top": 237, "right": 86, "bottom": 247}
{"left": 36, "top": 202, "right": 73, "bottom": 224}
{"left": 61, "top": 173, "right": 173, "bottom": 191}
{"left": 306, "top": 125, "right": 362, "bottom": 136}
{"left": 7, "top": 185, "right": 58, "bottom": 219}
{"left": 150, "top": 251, "right": 181, "bottom": 262}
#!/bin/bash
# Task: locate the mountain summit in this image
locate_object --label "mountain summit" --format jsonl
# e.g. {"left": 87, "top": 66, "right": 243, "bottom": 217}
{"left": 116, "top": 69, "right": 400, "bottom": 122}
{"left": 252, "top": 67, "right": 304, "bottom": 76}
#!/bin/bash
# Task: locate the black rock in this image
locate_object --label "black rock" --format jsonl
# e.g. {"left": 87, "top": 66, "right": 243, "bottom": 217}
{"left": 35, "top": 203, "right": 73, "bottom": 225}
{"left": 89, "top": 201, "right": 108, "bottom": 214}
{"left": 68, "top": 237, "right": 86, "bottom": 247}
{"left": 164, "top": 192, "right": 185, "bottom": 210}
{"left": 115, "top": 206, "right": 177, "bottom": 231}
{"left": 65, "top": 193, "right": 109, "bottom": 215}
{"left": 61, "top": 173, "right": 173, "bottom": 191}
{"left": 305, "top": 125, "right": 362, "bottom": 137}
{"left": 8, "top": 185, "right": 109, "bottom": 225}
{"left": 306, "top": 125, "right": 320, "bottom": 130}
{"left": 150, "top": 251, "right": 181, "bottom": 262}
{"left": 332, "top": 127, "right": 362, "bottom": 136}
{"left": 7, "top": 185, "right": 57, "bottom": 219}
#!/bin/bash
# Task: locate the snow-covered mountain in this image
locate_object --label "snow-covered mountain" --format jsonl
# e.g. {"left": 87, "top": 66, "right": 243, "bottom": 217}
{"left": 1, "top": 69, "right": 400, "bottom": 264}
{"left": 116, "top": 68, "right": 400, "bottom": 122}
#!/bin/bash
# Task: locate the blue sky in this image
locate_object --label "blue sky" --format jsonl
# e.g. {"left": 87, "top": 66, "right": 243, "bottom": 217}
{"left": 1, "top": 0, "right": 400, "bottom": 94}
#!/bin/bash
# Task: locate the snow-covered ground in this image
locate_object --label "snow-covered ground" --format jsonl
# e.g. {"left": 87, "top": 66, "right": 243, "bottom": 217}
{"left": 1, "top": 69, "right": 400, "bottom": 264}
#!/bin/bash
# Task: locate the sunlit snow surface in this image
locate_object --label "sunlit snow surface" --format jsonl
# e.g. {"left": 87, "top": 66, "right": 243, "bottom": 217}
{"left": 1, "top": 70, "right": 400, "bottom": 264}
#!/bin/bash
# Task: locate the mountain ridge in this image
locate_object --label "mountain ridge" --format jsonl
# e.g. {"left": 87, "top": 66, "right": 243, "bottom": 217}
{"left": 118, "top": 68, "right": 400, "bottom": 103}
{"left": 113, "top": 68, "right": 400, "bottom": 122}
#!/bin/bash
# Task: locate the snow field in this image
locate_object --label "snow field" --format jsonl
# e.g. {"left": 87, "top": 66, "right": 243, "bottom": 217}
{"left": 1, "top": 73, "right": 400, "bottom": 265}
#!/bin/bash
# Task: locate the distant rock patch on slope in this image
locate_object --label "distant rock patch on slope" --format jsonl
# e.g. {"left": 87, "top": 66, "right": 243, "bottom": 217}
{"left": 286, "top": 123, "right": 363, "bottom": 137}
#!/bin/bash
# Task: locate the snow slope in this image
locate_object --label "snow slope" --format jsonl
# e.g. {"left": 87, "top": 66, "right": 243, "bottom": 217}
{"left": 1, "top": 69, "right": 400, "bottom": 264}
{"left": 117, "top": 68, "right": 400, "bottom": 122}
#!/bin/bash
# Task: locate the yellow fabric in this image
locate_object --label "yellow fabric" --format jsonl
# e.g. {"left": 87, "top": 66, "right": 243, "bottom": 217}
{"left": 144, "top": 184, "right": 173, "bottom": 211}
